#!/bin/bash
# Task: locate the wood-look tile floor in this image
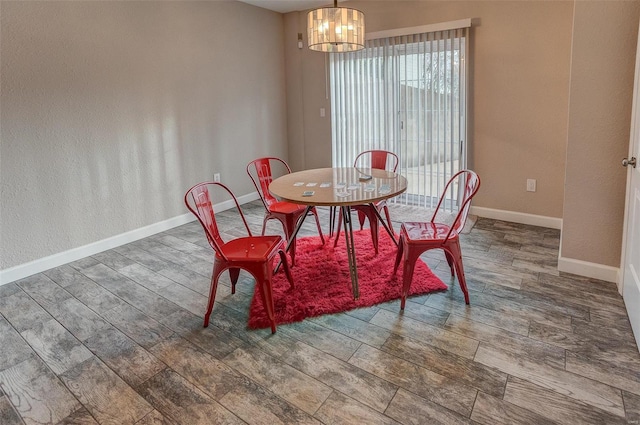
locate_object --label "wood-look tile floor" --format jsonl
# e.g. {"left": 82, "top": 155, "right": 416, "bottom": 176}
{"left": 1, "top": 201, "right": 639, "bottom": 424}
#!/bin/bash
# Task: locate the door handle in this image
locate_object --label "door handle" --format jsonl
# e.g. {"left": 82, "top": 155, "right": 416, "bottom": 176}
{"left": 622, "top": 157, "right": 637, "bottom": 168}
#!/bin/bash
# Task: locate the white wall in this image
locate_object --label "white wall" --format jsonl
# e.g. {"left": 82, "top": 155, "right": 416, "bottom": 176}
{"left": 0, "top": 1, "right": 288, "bottom": 272}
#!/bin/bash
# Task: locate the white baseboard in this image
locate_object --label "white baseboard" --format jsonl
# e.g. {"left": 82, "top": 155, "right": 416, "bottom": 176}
{"left": 470, "top": 206, "right": 619, "bottom": 283}
{"left": 0, "top": 192, "right": 260, "bottom": 286}
{"left": 557, "top": 255, "right": 620, "bottom": 284}
{"left": 470, "top": 206, "right": 563, "bottom": 230}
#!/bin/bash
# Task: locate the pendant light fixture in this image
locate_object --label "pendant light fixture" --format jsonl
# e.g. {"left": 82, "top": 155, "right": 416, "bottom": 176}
{"left": 307, "top": 0, "right": 365, "bottom": 52}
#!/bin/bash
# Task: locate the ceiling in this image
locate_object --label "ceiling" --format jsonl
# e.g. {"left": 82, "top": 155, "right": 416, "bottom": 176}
{"left": 238, "top": 0, "right": 330, "bottom": 14}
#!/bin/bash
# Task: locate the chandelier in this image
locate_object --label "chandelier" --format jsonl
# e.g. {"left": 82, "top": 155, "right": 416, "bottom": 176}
{"left": 307, "top": 0, "right": 365, "bottom": 52}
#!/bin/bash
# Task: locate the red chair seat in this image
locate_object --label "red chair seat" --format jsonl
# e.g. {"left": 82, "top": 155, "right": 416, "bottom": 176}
{"left": 218, "top": 236, "right": 284, "bottom": 262}
{"left": 401, "top": 222, "right": 452, "bottom": 241}
{"left": 268, "top": 201, "right": 307, "bottom": 215}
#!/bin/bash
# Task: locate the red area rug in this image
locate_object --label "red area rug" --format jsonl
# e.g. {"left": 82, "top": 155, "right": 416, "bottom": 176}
{"left": 247, "top": 229, "right": 447, "bottom": 329}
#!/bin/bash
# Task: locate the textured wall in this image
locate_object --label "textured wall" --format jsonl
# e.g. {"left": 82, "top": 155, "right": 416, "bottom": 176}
{"left": 562, "top": 1, "right": 640, "bottom": 267}
{"left": 284, "top": 12, "right": 307, "bottom": 172}
{"left": 284, "top": 1, "right": 574, "bottom": 218}
{"left": 0, "top": 1, "right": 288, "bottom": 269}
{"left": 284, "top": 11, "right": 334, "bottom": 172}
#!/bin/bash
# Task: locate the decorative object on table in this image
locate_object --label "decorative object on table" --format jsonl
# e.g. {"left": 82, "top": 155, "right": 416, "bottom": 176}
{"left": 393, "top": 170, "right": 481, "bottom": 308}
{"left": 332, "top": 150, "right": 399, "bottom": 254}
{"left": 184, "top": 182, "right": 294, "bottom": 334}
{"left": 307, "top": 0, "right": 365, "bottom": 53}
{"left": 247, "top": 157, "right": 325, "bottom": 266}
{"left": 247, "top": 230, "right": 446, "bottom": 329}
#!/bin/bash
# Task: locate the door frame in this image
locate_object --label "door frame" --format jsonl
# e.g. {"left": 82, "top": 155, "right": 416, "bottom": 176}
{"left": 619, "top": 19, "right": 640, "bottom": 295}
{"left": 619, "top": 19, "right": 640, "bottom": 350}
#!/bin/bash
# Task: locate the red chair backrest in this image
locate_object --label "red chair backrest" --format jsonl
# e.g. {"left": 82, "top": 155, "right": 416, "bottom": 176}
{"left": 354, "top": 150, "right": 399, "bottom": 172}
{"left": 247, "top": 157, "right": 293, "bottom": 209}
{"left": 431, "top": 170, "right": 481, "bottom": 240}
{"left": 184, "top": 182, "right": 252, "bottom": 261}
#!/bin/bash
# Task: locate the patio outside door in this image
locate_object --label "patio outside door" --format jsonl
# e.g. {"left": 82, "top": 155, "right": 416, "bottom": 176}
{"left": 395, "top": 36, "right": 466, "bottom": 210}
{"left": 330, "top": 27, "right": 468, "bottom": 212}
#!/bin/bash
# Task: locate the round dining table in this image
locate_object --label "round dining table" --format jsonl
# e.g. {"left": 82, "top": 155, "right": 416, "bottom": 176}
{"left": 269, "top": 167, "right": 408, "bottom": 299}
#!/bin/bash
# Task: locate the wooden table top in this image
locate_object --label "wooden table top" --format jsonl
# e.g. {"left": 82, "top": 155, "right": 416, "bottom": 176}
{"left": 269, "top": 167, "right": 408, "bottom": 207}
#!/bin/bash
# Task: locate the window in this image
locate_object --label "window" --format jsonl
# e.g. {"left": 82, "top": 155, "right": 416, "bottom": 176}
{"left": 330, "top": 21, "right": 469, "bottom": 211}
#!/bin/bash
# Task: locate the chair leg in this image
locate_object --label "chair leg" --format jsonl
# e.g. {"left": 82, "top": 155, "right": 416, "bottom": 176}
{"left": 258, "top": 266, "right": 277, "bottom": 334}
{"left": 393, "top": 234, "right": 404, "bottom": 275}
{"left": 361, "top": 208, "right": 379, "bottom": 254}
{"left": 369, "top": 212, "right": 379, "bottom": 254}
{"left": 383, "top": 205, "right": 394, "bottom": 235}
{"left": 333, "top": 214, "right": 342, "bottom": 247}
{"left": 400, "top": 251, "right": 421, "bottom": 310}
{"left": 448, "top": 243, "right": 470, "bottom": 305}
{"left": 311, "top": 207, "right": 325, "bottom": 245}
{"left": 261, "top": 215, "right": 268, "bottom": 236}
{"left": 204, "top": 261, "right": 224, "bottom": 327}
{"left": 444, "top": 252, "right": 455, "bottom": 276}
{"left": 278, "top": 250, "right": 294, "bottom": 289}
{"left": 357, "top": 210, "right": 366, "bottom": 230}
{"left": 281, "top": 215, "right": 297, "bottom": 266}
{"left": 229, "top": 268, "right": 240, "bottom": 294}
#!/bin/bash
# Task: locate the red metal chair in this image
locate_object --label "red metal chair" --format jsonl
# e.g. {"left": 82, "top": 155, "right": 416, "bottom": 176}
{"left": 333, "top": 150, "right": 399, "bottom": 253}
{"left": 393, "top": 170, "right": 480, "bottom": 308}
{"left": 247, "top": 157, "right": 324, "bottom": 266}
{"left": 184, "top": 182, "right": 293, "bottom": 334}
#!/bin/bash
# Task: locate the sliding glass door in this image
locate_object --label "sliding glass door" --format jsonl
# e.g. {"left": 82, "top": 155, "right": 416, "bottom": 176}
{"left": 330, "top": 27, "right": 468, "bottom": 211}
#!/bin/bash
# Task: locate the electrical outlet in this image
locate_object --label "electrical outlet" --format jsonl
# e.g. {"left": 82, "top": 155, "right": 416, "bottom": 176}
{"left": 214, "top": 173, "right": 221, "bottom": 182}
{"left": 526, "top": 178, "right": 536, "bottom": 192}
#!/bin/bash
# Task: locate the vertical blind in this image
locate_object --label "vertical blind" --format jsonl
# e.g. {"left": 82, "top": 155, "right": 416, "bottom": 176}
{"left": 330, "top": 25, "right": 469, "bottom": 210}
